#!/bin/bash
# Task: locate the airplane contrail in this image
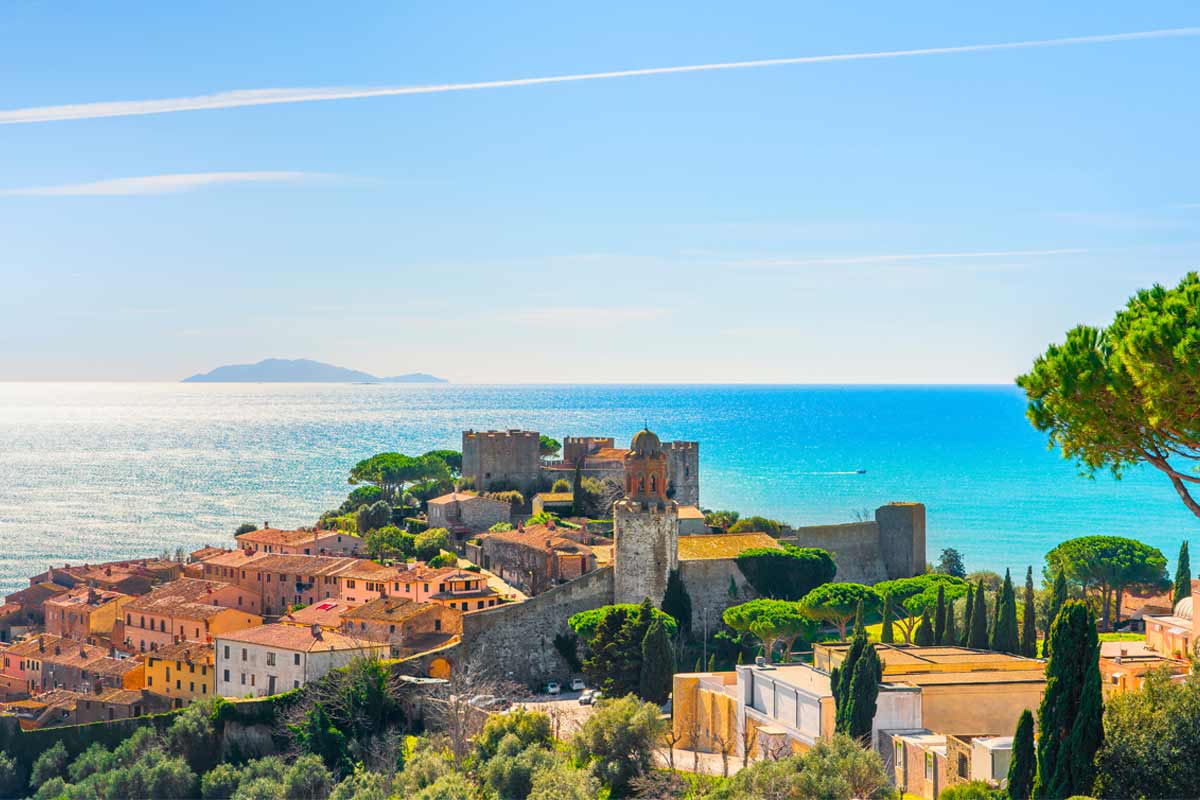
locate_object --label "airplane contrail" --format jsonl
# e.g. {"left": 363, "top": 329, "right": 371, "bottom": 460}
{"left": 2, "top": 27, "right": 1197, "bottom": 125}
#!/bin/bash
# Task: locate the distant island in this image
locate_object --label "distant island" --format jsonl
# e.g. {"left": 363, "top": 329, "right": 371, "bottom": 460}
{"left": 182, "top": 358, "right": 448, "bottom": 383}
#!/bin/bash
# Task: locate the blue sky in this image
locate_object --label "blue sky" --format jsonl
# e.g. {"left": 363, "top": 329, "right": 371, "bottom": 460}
{"left": 2, "top": 3, "right": 1198, "bottom": 383}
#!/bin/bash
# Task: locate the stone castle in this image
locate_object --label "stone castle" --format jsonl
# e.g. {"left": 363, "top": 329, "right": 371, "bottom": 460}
{"left": 457, "top": 426, "right": 927, "bottom": 685}
{"left": 462, "top": 428, "right": 700, "bottom": 506}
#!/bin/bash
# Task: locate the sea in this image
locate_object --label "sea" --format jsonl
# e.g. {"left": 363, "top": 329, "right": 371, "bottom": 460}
{"left": 0, "top": 382, "right": 1194, "bottom": 596}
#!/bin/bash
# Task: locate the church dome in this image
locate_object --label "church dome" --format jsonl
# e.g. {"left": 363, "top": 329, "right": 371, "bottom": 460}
{"left": 631, "top": 428, "right": 662, "bottom": 456}
{"left": 1175, "top": 595, "right": 1193, "bottom": 621}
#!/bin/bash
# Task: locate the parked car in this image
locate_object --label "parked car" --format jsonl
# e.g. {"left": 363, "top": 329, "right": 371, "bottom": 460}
{"left": 546, "top": 681, "right": 561, "bottom": 695}
{"left": 578, "top": 689, "right": 594, "bottom": 705}
{"left": 570, "top": 677, "right": 586, "bottom": 691}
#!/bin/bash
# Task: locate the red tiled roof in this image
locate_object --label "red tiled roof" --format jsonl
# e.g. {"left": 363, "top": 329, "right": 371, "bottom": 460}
{"left": 215, "top": 623, "right": 386, "bottom": 652}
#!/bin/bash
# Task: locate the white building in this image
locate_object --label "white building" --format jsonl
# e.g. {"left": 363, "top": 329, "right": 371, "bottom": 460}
{"left": 214, "top": 623, "right": 388, "bottom": 697}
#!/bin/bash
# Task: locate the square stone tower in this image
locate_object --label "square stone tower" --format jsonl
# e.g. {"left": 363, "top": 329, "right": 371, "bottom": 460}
{"left": 664, "top": 441, "right": 700, "bottom": 506}
{"left": 613, "top": 428, "right": 679, "bottom": 605}
{"left": 461, "top": 429, "right": 541, "bottom": 492}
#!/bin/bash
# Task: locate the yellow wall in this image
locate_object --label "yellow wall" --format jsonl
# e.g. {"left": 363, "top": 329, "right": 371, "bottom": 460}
{"left": 145, "top": 654, "right": 214, "bottom": 706}
{"left": 208, "top": 609, "right": 263, "bottom": 638}
{"left": 918, "top": 682, "right": 1042, "bottom": 735}
{"left": 672, "top": 673, "right": 739, "bottom": 753}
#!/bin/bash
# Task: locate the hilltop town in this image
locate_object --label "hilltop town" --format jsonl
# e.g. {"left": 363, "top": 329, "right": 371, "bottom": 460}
{"left": 0, "top": 426, "right": 1193, "bottom": 799}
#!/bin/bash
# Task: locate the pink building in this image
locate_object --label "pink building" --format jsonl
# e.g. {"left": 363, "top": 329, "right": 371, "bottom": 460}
{"left": 118, "top": 579, "right": 261, "bottom": 653}
{"left": 235, "top": 527, "right": 360, "bottom": 557}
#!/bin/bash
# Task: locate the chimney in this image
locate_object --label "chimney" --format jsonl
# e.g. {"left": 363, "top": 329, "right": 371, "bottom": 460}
{"left": 105, "top": 567, "right": 112, "bottom": 576}
{"left": 87, "top": 587, "right": 98, "bottom": 605}
{"left": 38, "top": 637, "right": 45, "bottom": 653}
{"left": 264, "top": 521, "right": 269, "bottom": 529}
{"left": 311, "top": 623, "right": 323, "bottom": 640}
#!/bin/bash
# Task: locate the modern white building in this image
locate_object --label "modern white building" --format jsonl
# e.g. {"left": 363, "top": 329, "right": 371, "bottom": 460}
{"left": 214, "top": 623, "right": 387, "bottom": 697}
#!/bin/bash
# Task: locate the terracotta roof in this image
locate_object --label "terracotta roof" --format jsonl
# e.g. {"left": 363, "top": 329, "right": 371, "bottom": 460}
{"left": 335, "top": 561, "right": 396, "bottom": 580}
{"left": 344, "top": 596, "right": 433, "bottom": 623}
{"left": 202, "top": 549, "right": 267, "bottom": 569}
{"left": 190, "top": 546, "right": 231, "bottom": 562}
{"left": 8, "top": 635, "right": 109, "bottom": 667}
{"left": 484, "top": 525, "right": 597, "bottom": 556}
{"left": 244, "top": 553, "right": 363, "bottom": 576}
{"left": 591, "top": 447, "right": 630, "bottom": 461}
{"left": 215, "top": 623, "right": 387, "bottom": 652}
{"left": 0, "top": 602, "right": 24, "bottom": 617}
{"left": 677, "top": 532, "right": 782, "bottom": 561}
{"left": 45, "top": 586, "right": 130, "bottom": 609}
{"left": 428, "top": 492, "right": 504, "bottom": 506}
{"left": 151, "top": 640, "right": 214, "bottom": 663}
{"left": 90, "top": 688, "right": 145, "bottom": 705}
{"left": 393, "top": 565, "right": 459, "bottom": 583}
{"left": 285, "top": 601, "right": 360, "bottom": 628}
{"left": 236, "top": 528, "right": 342, "bottom": 546}
{"left": 7, "top": 582, "right": 70, "bottom": 606}
{"left": 89, "top": 656, "right": 143, "bottom": 678}
{"left": 124, "top": 579, "right": 236, "bottom": 616}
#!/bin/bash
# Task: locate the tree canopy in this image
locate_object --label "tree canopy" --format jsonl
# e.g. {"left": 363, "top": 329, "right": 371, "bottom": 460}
{"left": 874, "top": 574, "right": 968, "bottom": 643}
{"left": 348, "top": 452, "right": 449, "bottom": 503}
{"left": 798, "top": 582, "right": 879, "bottom": 639}
{"left": 1018, "top": 273, "right": 1200, "bottom": 518}
{"left": 1044, "top": 535, "right": 1169, "bottom": 630}
{"left": 538, "top": 435, "right": 561, "bottom": 458}
{"left": 728, "top": 515, "right": 785, "bottom": 536}
{"left": 723, "top": 599, "right": 815, "bottom": 664}
{"left": 735, "top": 545, "right": 836, "bottom": 601}
{"left": 568, "top": 603, "right": 677, "bottom": 641}
{"left": 936, "top": 547, "right": 967, "bottom": 578}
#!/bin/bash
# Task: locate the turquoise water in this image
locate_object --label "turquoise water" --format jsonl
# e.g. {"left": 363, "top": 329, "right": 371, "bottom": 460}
{"left": 0, "top": 383, "right": 1193, "bottom": 596}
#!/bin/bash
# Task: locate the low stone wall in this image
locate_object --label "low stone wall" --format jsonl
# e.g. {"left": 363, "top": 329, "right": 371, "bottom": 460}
{"left": 460, "top": 566, "right": 614, "bottom": 686}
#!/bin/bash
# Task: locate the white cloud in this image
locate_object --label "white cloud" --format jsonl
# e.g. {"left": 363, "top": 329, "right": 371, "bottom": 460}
{"left": 0, "top": 171, "right": 331, "bottom": 196}
{"left": 2, "top": 28, "right": 1197, "bottom": 125}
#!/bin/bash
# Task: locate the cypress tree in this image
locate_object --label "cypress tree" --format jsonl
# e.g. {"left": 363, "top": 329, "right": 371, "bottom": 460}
{"left": 1045, "top": 570, "right": 1068, "bottom": 660}
{"left": 961, "top": 585, "right": 974, "bottom": 646}
{"left": 1034, "top": 600, "right": 1103, "bottom": 799}
{"left": 846, "top": 640, "right": 882, "bottom": 742}
{"left": 706, "top": 653, "right": 716, "bottom": 672}
{"left": 1174, "top": 541, "right": 1191, "bottom": 605}
{"left": 570, "top": 459, "right": 584, "bottom": 516}
{"left": 661, "top": 568, "right": 692, "bottom": 638}
{"left": 833, "top": 628, "right": 881, "bottom": 742}
{"left": 992, "top": 568, "right": 1020, "bottom": 654}
{"left": 967, "top": 580, "right": 989, "bottom": 649}
{"left": 1021, "top": 566, "right": 1038, "bottom": 658}
{"left": 914, "top": 606, "right": 934, "bottom": 646}
{"left": 639, "top": 617, "right": 675, "bottom": 705}
{"left": 1008, "top": 708, "right": 1036, "bottom": 800}
{"left": 944, "top": 597, "right": 957, "bottom": 646}
{"left": 933, "top": 584, "right": 947, "bottom": 645}
{"left": 880, "top": 592, "right": 895, "bottom": 644}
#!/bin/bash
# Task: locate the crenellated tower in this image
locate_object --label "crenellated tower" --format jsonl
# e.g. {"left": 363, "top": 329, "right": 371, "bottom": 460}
{"left": 613, "top": 428, "right": 679, "bottom": 605}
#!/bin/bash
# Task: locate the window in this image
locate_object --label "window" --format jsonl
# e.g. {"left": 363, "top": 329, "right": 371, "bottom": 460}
{"left": 176, "top": 679, "right": 181, "bottom": 689}
{"left": 925, "top": 752, "right": 934, "bottom": 781}
{"left": 224, "top": 645, "right": 230, "bottom": 659}
{"left": 250, "top": 674, "right": 256, "bottom": 686}
{"left": 242, "top": 648, "right": 247, "bottom": 661}
{"left": 223, "top": 669, "right": 230, "bottom": 682}
{"left": 266, "top": 652, "right": 276, "bottom": 666}
{"left": 190, "top": 682, "right": 194, "bottom": 692}
{"left": 166, "top": 667, "right": 171, "bottom": 679}
{"left": 240, "top": 673, "right": 246, "bottom": 685}
{"left": 148, "top": 676, "right": 154, "bottom": 686}
{"left": 293, "top": 653, "right": 300, "bottom": 666}
{"left": 434, "top": 619, "right": 441, "bottom": 631}
{"left": 957, "top": 754, "right": 969, "bottom": 779}
{"left": 202, "top": 684, "right": 207, "bottom": 694}
{"left": 293, "top": 680, "right": 300, "bottom": 689}
{"left": 347, "top": 580, "right": 356, "bottom": 589}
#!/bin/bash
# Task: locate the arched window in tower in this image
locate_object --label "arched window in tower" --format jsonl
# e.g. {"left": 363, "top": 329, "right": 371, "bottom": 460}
{"left": 639, "top": 476, "right": 645, "bottom": 494}
{"left": 650, "top": 474, "right": 657, "bottom": 494}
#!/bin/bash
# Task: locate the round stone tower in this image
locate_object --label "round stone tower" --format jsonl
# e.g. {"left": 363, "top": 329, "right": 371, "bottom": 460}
{"left": 613, "top": 428, "right": 679, "bottom": 605}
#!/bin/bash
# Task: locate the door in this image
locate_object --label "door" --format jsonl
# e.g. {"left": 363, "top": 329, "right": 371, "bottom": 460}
{"left": 268, "top": 675, "right": 277, "bottom": 695}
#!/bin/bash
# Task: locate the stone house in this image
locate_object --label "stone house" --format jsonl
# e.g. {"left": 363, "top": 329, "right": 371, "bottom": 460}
{"left": 473, "top": 523, "right": 600, "bottom": 596}
{"left": 339, "top": 597, "right": 461, "bottom": 656}
{"left": 200, "top": 551, "right": 391, "bottom": 615}
{"left": 427, "top": 492, "right": 511, "bottom": 538}
{"left": 75, "top": 688, "right": 169, "bottom": 724}
{"left": 4, "top": 583, "right": 70, "bottom": 627}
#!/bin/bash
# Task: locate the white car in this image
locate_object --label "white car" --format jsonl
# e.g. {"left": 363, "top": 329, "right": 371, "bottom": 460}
{"left": 546, "top": 681, "right": 561, "bottom": 695}
{"left": 570, "top": 678, "right": 586, "bottom": 691}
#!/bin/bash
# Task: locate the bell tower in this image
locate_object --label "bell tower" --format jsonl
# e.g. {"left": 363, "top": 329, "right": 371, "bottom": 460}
{"left": 613, "top": 428, "right": 679, "bottom": 605}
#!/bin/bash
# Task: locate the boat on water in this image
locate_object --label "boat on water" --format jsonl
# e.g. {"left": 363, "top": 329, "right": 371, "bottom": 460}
{"left": 856, "top": 469, "right": 867, "bottom": 474}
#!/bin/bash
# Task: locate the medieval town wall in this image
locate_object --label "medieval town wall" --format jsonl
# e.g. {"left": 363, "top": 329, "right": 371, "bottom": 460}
{"left": 460, "top": 566, "right": 614, "bottom": 686}
{"left": 781, "top": 503, "right": 927, "bottom": 584}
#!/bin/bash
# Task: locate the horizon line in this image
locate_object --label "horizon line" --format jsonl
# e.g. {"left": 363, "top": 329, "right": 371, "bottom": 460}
{"left": 3, "top": 27, "right": 1198, "bottom": 125}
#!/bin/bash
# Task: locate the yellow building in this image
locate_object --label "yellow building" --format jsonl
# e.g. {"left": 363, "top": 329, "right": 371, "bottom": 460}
{"left": 145, "top": 640, "right": 215, "bottom": 707}
{"left": 674, "top": 644, "right": 1046, "bottom": 764}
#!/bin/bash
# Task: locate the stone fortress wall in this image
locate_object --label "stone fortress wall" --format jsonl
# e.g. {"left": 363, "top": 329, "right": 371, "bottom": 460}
{"left": 460, "top": 566, "right": 615, "bottom": 685}
{"left": 461, "top": 429, "right": 542, "bottom": 492}
{"left": 663, "top": 441, "right": 700, "bottom": 506}
{"left": 781, "top": 502, "right": 926, "bottom": 584}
